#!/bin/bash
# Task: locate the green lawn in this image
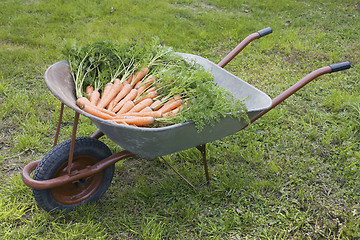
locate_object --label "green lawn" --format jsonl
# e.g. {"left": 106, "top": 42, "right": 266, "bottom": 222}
{"left": 1, "top": 0, "right": 360, "bottom": 239}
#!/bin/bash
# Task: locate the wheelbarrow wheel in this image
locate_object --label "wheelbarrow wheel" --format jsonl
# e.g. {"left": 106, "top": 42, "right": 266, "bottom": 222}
{"left": 32, "top": 137, "right": 114, "bottom": 212}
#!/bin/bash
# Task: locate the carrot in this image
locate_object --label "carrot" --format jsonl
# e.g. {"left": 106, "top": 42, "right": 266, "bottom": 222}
{"left": 113, "top": 89, "right": 138, "bottom": 114}
{"left": 89, "top": 90, "right": 100, "bottom": 106}
{"left": 117, "top": 100, "right": 135, "bottom": 114}
{"left": 165, "top": 94, "right": 180, "bottom": 103}
{"left": 124, "top": 110, "right": 163, "bottom": 118}
{"left": 145, "top": 86, "right": 156, "bottom": 93}
{"left": 110, "top": 82, "right": 133, "bottom": 111}
{"left": 134, "top": 91, "right": 158, "bottom": 105}
{"left": 107, "top": 88, "right": 122, "bottom": 110}
{"left": 163, "top": 106, "right": 180, "bottom": 117}
{"left": 112, "top": 116, "right": 155, "bottom": 126}
{"left": 134, "top": 73, "right": 153, "bottom": 89}
{"left": 97, "top": 79, "right": 122, "bottom": 109}
{"left": 129, "top": 98, "right": 153, "bottom": 113}
{"left": 135, "top": 86, "right": 156, "bottom": 100}
{"left": 126, "top": 75, "right": 134, "bottom": 84}
{"left": 80, "top": 104, "right": 114, "bottom": 120}
{"left": 76, "top": 97, "right": 116, "bottom": 116}
{"left": 172, "top": 94, "right": 182, "bottom": 101}
{"left": 158, "top": 94, "right": 182, "bottom": 108}
{"left": 140, "top": 106, "right": 153, "bottom": 113}
{"left": 150, "top": 99, "right": 162, "bottom": 110}
{"left": 86, "top": 86, "right": 94, "bottom": 98}
{"left": 119, "top": 121, "right": 130, "bottom": 126}
{"left": 157, "top": 99, "right": 183, "bottom": 114}
{"left": 136, "top": 75, "right": 154, "bottom": 96}
{"left": 76, "top": 96, "right": 91, "bottom": 107}
{"left": 106, "top": 79, "right": 124, "bottom": 110}
{"left": 152, "top": 97, "right": 172, "bottom": 110}
{"left": 131, "top": 67, "right": 149, "bottom": 87}
{"left": 97, "top": 82, "right": 113, "bottom": 106}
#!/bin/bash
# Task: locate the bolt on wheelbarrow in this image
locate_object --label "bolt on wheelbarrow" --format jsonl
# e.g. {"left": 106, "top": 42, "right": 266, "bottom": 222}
{"left": 21, "top": 27, "right": 351, "bottom": 212}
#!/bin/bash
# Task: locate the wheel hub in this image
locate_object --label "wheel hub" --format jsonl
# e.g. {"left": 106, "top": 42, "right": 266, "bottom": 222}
{"left": 51, "top": 155, "right": 103, "bottom": 204}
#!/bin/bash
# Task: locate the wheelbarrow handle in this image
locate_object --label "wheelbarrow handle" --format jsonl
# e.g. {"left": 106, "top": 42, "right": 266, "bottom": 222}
{"left": 218, "top": 27, "right": 273, "bottom": 68}
{"left": 250, "top": 62, "right": 351, "bottom": 123}
{"left": 330, "top": 61, "right": 351, "bottom": 73}
{"left": 257, "top": 27, "right": 273, "bottom": 38}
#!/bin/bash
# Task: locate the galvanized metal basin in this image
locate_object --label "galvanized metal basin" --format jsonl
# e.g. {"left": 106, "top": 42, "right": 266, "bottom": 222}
{"left": 44, "top": 53, "right": 272, "bottom": 159}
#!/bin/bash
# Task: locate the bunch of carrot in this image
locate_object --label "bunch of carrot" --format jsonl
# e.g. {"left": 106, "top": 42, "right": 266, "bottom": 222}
{"left": 75, "top": 67, "right": 184, "bottom": 127}
{"left": 65, "top": 39, "right": 248, "bottom": 131}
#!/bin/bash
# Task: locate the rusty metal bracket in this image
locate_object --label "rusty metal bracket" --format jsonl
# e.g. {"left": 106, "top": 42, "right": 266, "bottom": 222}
{"left": 90, "top": 130, "right": 104, "bottom": 139}
{"left": 67, "top": 112, "right": 80, "bottom": 174}
{"left": 160, "top": 157, "right": 196, "bottom": 190}
{"left": 196, "top": 144, "right": 210, "bottom": 186}
{"left": 21, "top": 150, "right": 135, "bottom": 190}
{"left": 53, "top": 103, "right": 64, "bottom": 147}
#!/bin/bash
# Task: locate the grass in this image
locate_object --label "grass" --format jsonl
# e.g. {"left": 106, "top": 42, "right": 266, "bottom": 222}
{"left": 1, "top": 0, "right": 360, "bottom": 239}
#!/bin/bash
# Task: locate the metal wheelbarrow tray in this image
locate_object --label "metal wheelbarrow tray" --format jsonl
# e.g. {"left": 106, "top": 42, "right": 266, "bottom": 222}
{"left": 21, "top": 27, "right": 351, "bottom": 212}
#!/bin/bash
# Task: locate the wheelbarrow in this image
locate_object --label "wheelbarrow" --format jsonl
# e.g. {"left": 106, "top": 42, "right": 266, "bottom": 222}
{"left": 21, "top": 27, "right": 351, "bottom": 212}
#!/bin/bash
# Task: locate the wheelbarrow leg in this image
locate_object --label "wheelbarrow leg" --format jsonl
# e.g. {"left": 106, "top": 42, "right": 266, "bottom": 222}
{"left": 161, "top": 144, "right": 210, "bottom": 189}
{"left": 161, "top": 157, "right": 196, "bottom": 189}
{"left": 53, "top": 103, "right": 64, "bottom": 147}
{"left": 67, "top": 111, "right": 80, "bottom": 174}
{"left": 196, "top": 144, "right": 210, "bottom": 186}
{"left": 50, "top": 103, "right": 87, "bottom": 175}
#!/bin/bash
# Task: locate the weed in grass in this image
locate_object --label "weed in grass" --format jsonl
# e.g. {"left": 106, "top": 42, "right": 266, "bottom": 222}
{"left": 12, "top": 132, "right": 44, "bottom": 153}
{"left": 139, "top": 217, "right": 166, "bottom": 240}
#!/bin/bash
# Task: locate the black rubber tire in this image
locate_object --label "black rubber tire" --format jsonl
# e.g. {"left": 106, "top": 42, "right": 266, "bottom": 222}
{"left": 33, "top": 137, "right": 114, "bottom": 212}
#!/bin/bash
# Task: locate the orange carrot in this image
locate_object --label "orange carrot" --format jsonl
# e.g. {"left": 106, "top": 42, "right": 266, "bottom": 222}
{"left": 80, "top": 104, "right": 114, "bottom": 120}
{"left": 157, "top": 94, "right": 181, "bottom": 109}
{"left": 134, "top": 73, "right": 153, "bottom": 89}
{"left": 90, "top": 90, "right": 100, "bottom": 106}
{"left": 113, "top": 89, "right": 138, "bottom": 114}
{"left": 157, "top": 99, "right": 183, "bottom": 114}
{"left": 163, "top": 106, "right": 180, "bottom": 117}
{"left": 113, "top": 120, "right": 129, "bottom": 126}
{"left": 145, "top": 86, "right": 156, "bottom": 93}
{"left": 134, "top": 91, "right": 158, "bottom": 105}
{"left": 166, "top": 94, "right": 181, "bottom": 103}
{"left": 131, "top": 67, "right": 149, "bottom": 87}
{"left": 129, "top": 98, "right": 153, "bottom": 113}
{"left": 97, "top": 79, "right": 122, "bottom": 109}
{"left": 117, "top": 100, "right": 135, "bottom": 114}
{"left": 76, "top": 97, "right": 116, "bottom": 116}
{"left": 150, "top": 99, "right": 162, "bottom": 110}
{"left": 110, "top": 82, "right": 133, "bottom": 111}
{"left": 126, "top": 75, "right": 134, "bottom": 84}
{"left": 136, "top": 75, "right": 154, "bottom": 95}
{"left": 107, "top": 80, "right": 124, "bottom": 110}
{"left": 97, "top": 82, "right": 113, "bottom": 106}
{"left": 124, "top": 110, "right": 163, "bottom": 118}
{"left": 135, "top": 86, "right": 156, "bottom": 100}
{"left": 140, "top": 106, "right": 153, "bottom": 113}
{"left": 76, "top": 96, "right": 91, "bottom": 107}
{"left": 86, "top": 86, "right": 94, "bottom": 98}
{"left": 112, "top": 116, "right": 155, "bottom": 126}
{"left": 107, "top": 96, "right": 118, "bottom": 110}
{"left": 173, "top": 94, "right": 181, "bottom": 100}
